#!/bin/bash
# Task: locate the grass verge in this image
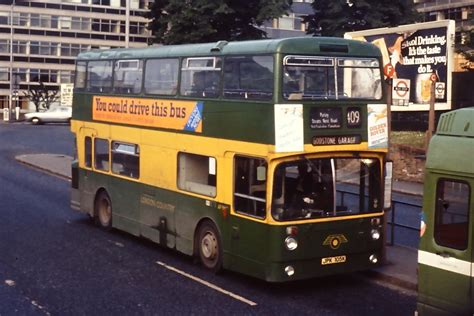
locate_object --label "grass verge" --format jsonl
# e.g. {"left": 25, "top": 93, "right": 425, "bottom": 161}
{"left": 391, "top": 131, "right": 426, "bottom": 149}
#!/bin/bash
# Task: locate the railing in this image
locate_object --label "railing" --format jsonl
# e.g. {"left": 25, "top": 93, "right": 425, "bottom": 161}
{"left": 387, "top": 199, "right": 422, "bottom": 246}
{"left": 338, "top": 189, "right": 422, "bottom": 247}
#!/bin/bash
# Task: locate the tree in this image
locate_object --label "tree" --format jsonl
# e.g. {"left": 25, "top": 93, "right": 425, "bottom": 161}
{"left": 456, "top": 17, "right": 474, "bottom": 71}
{"left": 23, "top": 82, "right": 59, "bottom": 112}
{"left": 144, "top": 0, "right": 293, "bottom": 45}
{"left": 305, "top": 0, "right": 420, "bottom": 37}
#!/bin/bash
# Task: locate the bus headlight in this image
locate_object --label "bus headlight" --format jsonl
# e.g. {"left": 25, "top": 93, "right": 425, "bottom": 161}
{"left": 369, "top": 254, "right": 378, "bottom": 264}
{"left": 285, "top": 236, "right": 298, "bottom": 251}
{"left": 371, "top": 229, "right": 381, "bottom": 241}
{"left": 284, "top": 265, "right": 295, "bottom": 276}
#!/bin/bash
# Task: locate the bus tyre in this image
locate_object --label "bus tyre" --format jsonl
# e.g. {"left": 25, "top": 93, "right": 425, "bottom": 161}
{"left": 197, "top": 221, "right": 222, "bottom": 272}
{"left": 95, "top": 191, "right": 112, "bottom": 230}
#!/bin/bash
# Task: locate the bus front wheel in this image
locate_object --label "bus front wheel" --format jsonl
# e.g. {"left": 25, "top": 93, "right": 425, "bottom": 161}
{"left": 95, "top": 191, "right": 112, "bottom": 230}
{"left": 197, "top": 221, "right": 222, "bottom": 272}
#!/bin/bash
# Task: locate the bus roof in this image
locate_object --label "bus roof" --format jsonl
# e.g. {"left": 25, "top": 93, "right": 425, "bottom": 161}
{"left": 426, "top": 107, "right": 474, "bottom": 175}
{"left": 76, "top": 37, "right": 382, "bottom": 61}
{"left": 436, "top": 107, "right": 474, "bottom": 138}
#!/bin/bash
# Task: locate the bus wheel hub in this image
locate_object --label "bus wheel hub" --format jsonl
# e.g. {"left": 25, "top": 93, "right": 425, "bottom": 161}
{"left": 201, "top": 232, "right": 217, "bottom": 259}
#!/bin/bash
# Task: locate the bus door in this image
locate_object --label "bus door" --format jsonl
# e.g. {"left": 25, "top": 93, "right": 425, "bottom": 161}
{"left": 228, "top": 154, "right": 268, "bottom": 273}
{"left": 108, "top": 140, "right": 141, "bottom": 236}
{"left": 419, "top": 177, "right": 472, "bottom": 314}
{"left": 78, "top": 127, "right": 97, "bottom": 215}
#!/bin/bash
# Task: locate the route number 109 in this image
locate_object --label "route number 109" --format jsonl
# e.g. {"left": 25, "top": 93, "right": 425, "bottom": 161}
{"left": 347, "top": 107, "right": 361, "bottom": 128}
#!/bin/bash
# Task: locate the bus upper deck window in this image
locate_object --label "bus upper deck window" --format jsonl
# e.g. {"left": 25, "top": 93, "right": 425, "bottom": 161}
{"left": 144, "top": 58, "right": 179, "bottom": 95}
{"left": 180, "top": 57, "right": 221, "bottom": 98}
{"left": 87, "top": 60, "right": 113, "bottom": 93}
{"left": 75, "top": 61, "right": 87, "bottom": 91}
{"left": 282, "top": 56, "right": 382, "bottom": 101}
{"left": 113, "top": 59, "right": 143, "bottom": 94}
{"left": 223, "top": 56, "right": 273, "bottom": 101}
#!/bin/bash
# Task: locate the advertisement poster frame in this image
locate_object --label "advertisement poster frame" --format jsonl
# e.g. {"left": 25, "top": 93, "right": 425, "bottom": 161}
{"left": 345, "top": 20, "right": 455, "bottom": 112}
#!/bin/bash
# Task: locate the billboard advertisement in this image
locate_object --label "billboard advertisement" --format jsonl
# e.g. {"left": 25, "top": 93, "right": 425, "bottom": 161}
{"left": 345, "top": 20, "right": 455, "bottom": 112}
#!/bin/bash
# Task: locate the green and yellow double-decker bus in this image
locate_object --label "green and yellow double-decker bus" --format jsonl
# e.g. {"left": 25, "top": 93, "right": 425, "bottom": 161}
{"left": 70, "top": 37, "right": 393, "bottom": 282}
{"left": 417, "top": 108, "right": 474, "bottom": 315}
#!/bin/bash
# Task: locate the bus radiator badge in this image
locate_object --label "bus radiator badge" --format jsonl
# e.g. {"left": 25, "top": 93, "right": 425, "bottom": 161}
{"left": 323, "top": 234, "right": 348, "bottom": 249}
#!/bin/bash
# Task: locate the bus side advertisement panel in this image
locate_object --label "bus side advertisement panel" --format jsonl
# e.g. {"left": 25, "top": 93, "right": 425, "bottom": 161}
{"left": 92, "top": 96, "right": 203, "bottom": 133}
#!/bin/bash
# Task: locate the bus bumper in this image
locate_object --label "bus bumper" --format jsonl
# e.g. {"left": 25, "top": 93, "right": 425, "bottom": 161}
{"left": 264, "top": 250, "right": 383, "bottom": 282}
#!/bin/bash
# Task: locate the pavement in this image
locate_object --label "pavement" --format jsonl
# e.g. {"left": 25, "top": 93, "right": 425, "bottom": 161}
{"left": 14, "top": 153, "right": 419, "bottom": 291}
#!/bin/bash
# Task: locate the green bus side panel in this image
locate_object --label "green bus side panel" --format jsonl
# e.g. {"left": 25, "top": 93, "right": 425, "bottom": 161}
{"left": 418, "top": 265, "right": 472, "bottom": 316}
{"left": 224, "top": 215, "right": 269, "bottom": 280}
{"left": 174, "top": 192, "right": 227, "bottom": 256}
{"left": 73, "top": 93, "right": 370, "bottom": 145}
{"left": 76, "top": 167, "right": 230, "bottom": 257}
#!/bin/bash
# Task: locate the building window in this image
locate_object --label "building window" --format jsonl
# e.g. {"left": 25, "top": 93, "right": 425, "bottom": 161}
{"left": 40, "top": 15, "right": 51, "bottom": 28}
{"left": 94, "top": 138, "right": 110, "bottom": 171}
{"left": 0, "top": 12, "right": 9, "bottom": 25}
{"left": 111, "top": 141, "right": 140, "bottom": 178}
{"left": 0, "top": 40, "right": 9, "bottom": 54}
{"left": 30, "top": 69, "right": 40, "bottom": 82}
{"left": 30, "top": 41, "right": 39, "bottom": 55}
{"left": 59, "top": 16, "right": 72, "bottom": 29}
{"left": 12, "top": 13, "right": 28, "bottom": 26}
{"left": 178, "top": 153, "right": 217, "bottom": 197}
{"left": 51, "top": 16, "right": 59, "bottom": 29}
{"left": 234, "top": 156, "right": 267, "bottom": 218}
{"left": 13, "top": 41, "right": 28, "bottom": 54}
{"left": 144, "top": 58, "right": 179, "bottom": 95}
{"left": 434, "top": 179, "right": 470, "bottom": 250}
{"left": 13, "top": 68, "right": 27, "bottom": 82}
{"left": 60, "top": 71, "right": 74, "bottom": 84}
{"left": 0, "top": 68, "right": 9, "bottom": 82}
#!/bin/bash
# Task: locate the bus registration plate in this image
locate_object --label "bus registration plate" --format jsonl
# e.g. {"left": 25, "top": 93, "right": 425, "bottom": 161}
{"left": 321, "top": 255, "right": 346, "bottom": 265}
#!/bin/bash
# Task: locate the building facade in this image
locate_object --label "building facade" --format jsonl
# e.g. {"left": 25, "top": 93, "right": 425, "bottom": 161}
{"left": 0, "top": 0, "right": 151, "bottom": 113}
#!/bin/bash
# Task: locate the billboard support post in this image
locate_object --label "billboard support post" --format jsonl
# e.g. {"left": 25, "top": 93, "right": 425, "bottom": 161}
{"left": 386, "top": 78, "right": 392, "bottom": 155}
{"left": 426, "top": 72, "right": 437, "bottom": 149}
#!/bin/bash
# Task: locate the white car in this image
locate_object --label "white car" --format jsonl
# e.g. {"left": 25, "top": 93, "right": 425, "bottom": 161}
{"left": 25, "top": 107, "right": 72, "bottom": 125}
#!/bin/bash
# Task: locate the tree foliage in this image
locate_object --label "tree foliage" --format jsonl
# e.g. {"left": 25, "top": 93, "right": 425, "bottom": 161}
{"left": 305, "top": 0, "right": 420, "bottom": 37}
{"left": 144, "top": 0, "right": 292, "bottom": 45}
{"left": 23, "top": 82, "right": 59, "bottom": 112}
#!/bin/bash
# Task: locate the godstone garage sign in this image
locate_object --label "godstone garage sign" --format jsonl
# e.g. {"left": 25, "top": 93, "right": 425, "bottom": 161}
{"left": 345, "top": 20, "right": 455, "bottom": 112}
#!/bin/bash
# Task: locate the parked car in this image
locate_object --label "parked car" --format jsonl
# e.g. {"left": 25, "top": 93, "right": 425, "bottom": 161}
{"left": 24, "top": 107, "right": 72, "bottom": 125}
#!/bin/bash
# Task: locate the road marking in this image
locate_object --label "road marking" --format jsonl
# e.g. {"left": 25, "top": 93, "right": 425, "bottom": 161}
{"left": 5, "top": 279, "right": 15, "bottom": 286}
{"left": 156, "top": 261, "right": 257, "bottom": 306}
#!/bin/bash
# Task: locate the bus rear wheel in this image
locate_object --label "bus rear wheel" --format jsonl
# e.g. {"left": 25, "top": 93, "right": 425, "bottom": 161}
{"left": 95, "top": 191, "right": 112, "bottom": 229}
{"left": 197, "top": 221, "right": 222, "bottom": 272}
